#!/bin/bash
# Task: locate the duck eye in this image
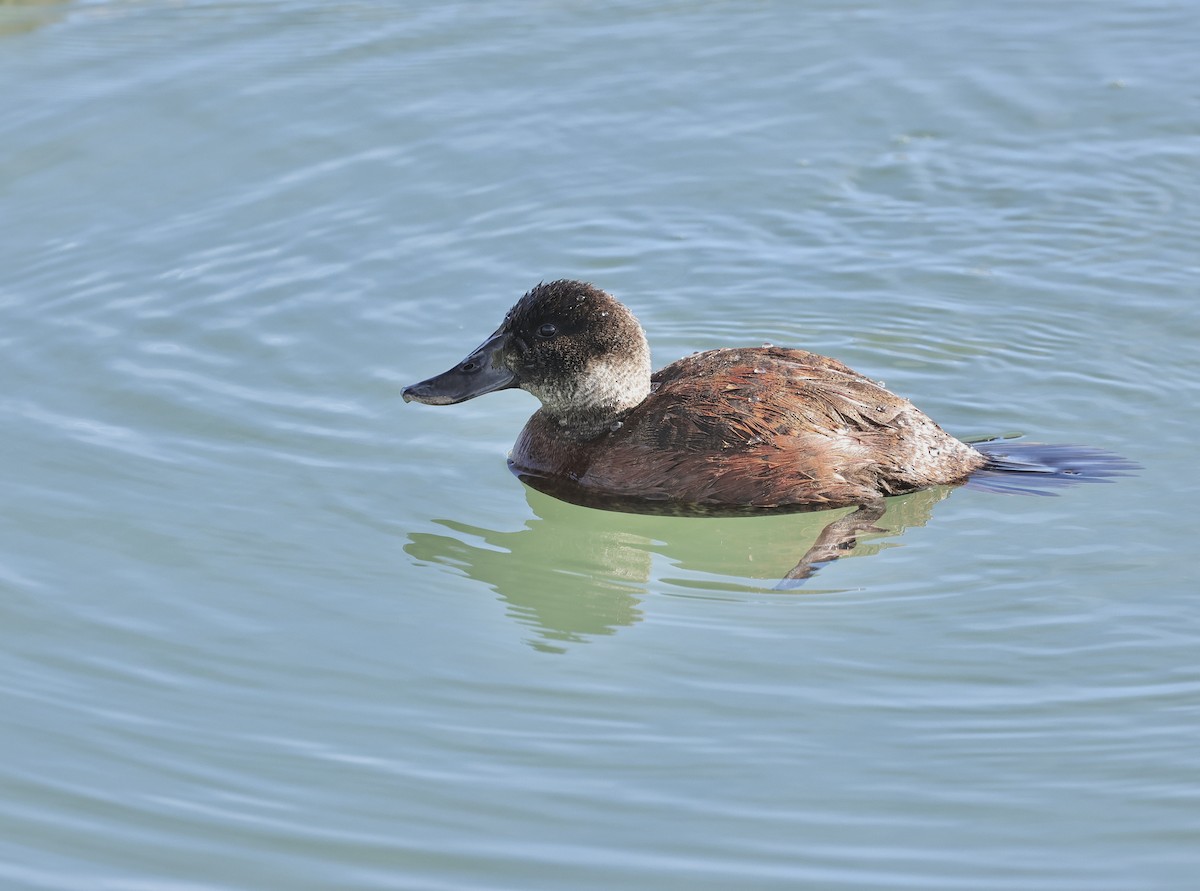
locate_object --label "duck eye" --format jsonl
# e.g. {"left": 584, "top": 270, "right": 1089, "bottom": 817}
{"left": 537, "top": 322, "right": 558, "bottom": 339}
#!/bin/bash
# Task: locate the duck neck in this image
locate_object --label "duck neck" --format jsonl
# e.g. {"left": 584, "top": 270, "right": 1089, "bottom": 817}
{"left": 534, "top": 348, "right": 652, "bottom": 441}
{"left": 549, "top": 400, "right": 643, "bottom": 442}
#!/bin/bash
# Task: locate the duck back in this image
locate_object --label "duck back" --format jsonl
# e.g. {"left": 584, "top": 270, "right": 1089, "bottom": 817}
{"left": 510, "top": 347, "right": 986, "bottom": 513}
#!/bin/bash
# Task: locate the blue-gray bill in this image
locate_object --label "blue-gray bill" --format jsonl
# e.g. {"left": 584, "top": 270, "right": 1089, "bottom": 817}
{"left": 402, "top": 330, "right": 517, "bottom": 405}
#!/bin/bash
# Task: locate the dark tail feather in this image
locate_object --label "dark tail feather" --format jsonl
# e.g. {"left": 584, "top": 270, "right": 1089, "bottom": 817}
{"left": 964, "top": 438, "right": 1139, "bottom": 496}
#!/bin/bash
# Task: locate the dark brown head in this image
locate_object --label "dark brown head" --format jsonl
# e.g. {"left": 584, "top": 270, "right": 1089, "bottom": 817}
{"left": 403, "top": 280, "right": 652, "bottom": 429}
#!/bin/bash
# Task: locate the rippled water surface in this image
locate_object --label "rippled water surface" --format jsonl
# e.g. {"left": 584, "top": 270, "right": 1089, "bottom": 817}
{"left": 3, "top": 1, "right": 1198, "bottom": 889}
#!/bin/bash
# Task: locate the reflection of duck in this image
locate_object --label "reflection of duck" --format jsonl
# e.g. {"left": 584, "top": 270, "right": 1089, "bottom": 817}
{"left": 405, "top": 495, "right": 648, "bottom": 654}
{"left": 405, "top": 281, "right": 1133, "bottom": 515}
{"left": 404, "top": 486, "right": 952, "bottom": 650}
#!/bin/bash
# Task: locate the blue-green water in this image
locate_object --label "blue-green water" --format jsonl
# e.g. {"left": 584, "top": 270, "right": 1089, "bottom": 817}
{"left": 2, "top": 2, "right": 1198, "bottom": 888}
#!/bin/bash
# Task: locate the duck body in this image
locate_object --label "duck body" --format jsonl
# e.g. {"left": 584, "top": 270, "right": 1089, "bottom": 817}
{"left": 511, "top": 345, "right": 985, "bottom": 512}
{"left": 404, "top": 280, "right": 987, "bottom": 514}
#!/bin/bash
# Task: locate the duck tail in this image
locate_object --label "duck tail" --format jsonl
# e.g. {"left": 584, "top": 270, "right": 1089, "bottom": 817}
{"left": 963, "top": 437, "right": 1139, "bottom": 496}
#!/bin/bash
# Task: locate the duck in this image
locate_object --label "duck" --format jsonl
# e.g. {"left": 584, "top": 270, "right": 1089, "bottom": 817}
{"left": 402, "top": 280, "right": 1000, "bottom": 515}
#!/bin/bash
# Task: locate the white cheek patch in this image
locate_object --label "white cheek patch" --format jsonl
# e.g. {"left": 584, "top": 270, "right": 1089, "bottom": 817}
{"left": 578, "top": 354, "right": 651, "bottom": 410}
{"left": 525, "top": 351, "right": 651, "bottom": 418}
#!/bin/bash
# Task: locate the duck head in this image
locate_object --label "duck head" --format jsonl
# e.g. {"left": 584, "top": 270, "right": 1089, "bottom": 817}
{"left": 403, "top": 280, "right": 652, "bottom": 431}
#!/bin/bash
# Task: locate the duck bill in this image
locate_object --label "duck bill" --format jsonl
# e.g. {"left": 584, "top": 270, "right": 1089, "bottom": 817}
{"left": 402, "top": 330, "right": 518, "bottom": 405}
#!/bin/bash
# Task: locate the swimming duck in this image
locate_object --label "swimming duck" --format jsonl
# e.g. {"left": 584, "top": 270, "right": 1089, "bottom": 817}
{"left": 403, "top": 280, "right": 998, "bottom": 514}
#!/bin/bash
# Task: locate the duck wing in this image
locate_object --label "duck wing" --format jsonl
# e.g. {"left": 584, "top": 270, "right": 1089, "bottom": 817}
{"left": 581, "top": 348, "right": 981, "bottom": 508}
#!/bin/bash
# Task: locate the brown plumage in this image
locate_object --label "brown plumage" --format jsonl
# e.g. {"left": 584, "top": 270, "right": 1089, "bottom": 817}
{"left": 512, "top": 345, "right": 986, "bottom": 511}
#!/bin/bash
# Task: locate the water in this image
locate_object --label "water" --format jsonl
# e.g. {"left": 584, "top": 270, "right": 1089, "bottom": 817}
{"left": 2, "top": 1, "right": 1198, "bottom": 888}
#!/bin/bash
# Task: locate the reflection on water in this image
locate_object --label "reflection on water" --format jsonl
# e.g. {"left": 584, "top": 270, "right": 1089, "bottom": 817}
{"left": 405, "top": 486, "right": 952, "bottom": 651}
{"left": 405, "top": 436, "right": 1136, "bottom": 651}
{"left": 406, "top": 494, "right": 649, "bottom": 654}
